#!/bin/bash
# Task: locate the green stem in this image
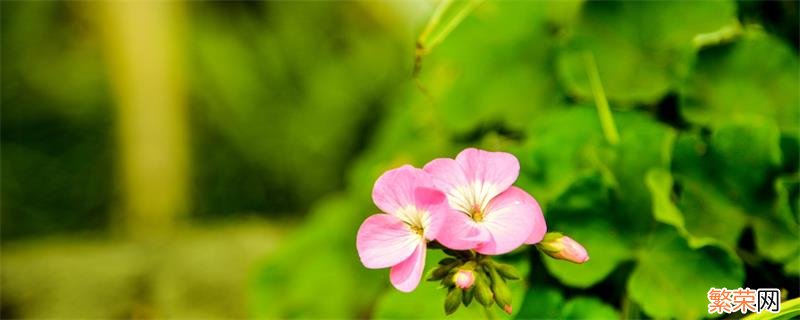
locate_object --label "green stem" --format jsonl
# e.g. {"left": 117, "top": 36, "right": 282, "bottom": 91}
{"left": 742, "top": 296, "right": 800, "bottom": 320}
{"left": 584, "top": 51, "right": 620, "bottom": 146}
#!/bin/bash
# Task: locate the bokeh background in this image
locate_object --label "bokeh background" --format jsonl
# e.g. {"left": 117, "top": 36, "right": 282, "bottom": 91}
{"left": 1, "top": 1, "right": 798, "bottom": 319}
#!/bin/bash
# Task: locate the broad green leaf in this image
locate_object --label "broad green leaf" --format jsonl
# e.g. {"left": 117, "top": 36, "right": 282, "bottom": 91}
{"left": 557, "top": 1, "right": 736, "bottom": 105}
{"left": 542, "top": 217, "right": 633, "bottom": 288}
{"left": 645, "top": 168, "right": 723, "bottom": 248}
{"left": 672, "top": 133, "right": 749, "bottom": 247}
{"left": 627, "top": 226, "right": 744, "bottom": 319}
{"left": 753, "top": 176, "right": 800, "bottom": 263}
{"left": 516, "top": 286, "right": 564, "bottom": 319}
{"left": 646, "top": 169, "right": 685, "bottom": 233}
{"left": 672, "top": 120, "right": 795, "bottom": 261}
{"left": 710, "top": 118, "right": 782, "bottom": 200}
{"left": 515, "top": 107, "right": 608, "bottom": 206}
{"left": 560, "top": 297, "right": 619, "bottom": 320}
{"left": 519, "top": 108, "right": 674, "bottom": 287}
{"left": 681, "top": 32, "right": 800, "bottom": 133}
{"left": 784, "top": 254, "right": 800, "bottom": 276}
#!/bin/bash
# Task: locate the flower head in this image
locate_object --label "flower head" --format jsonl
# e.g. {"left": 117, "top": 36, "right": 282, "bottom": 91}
{"left": 356, "top": 165, "right": 449, "bottom": 292}
{"left": 423, "top": 148, "right": 547, "bottom": 255}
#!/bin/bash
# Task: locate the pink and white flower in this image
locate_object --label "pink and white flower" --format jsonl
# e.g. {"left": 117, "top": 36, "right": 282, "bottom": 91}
{"left": 356, "top": 165, "right": 449, "bottom": 292}
{"left": 424, "top": 148, "right": 547, "bottom": 255}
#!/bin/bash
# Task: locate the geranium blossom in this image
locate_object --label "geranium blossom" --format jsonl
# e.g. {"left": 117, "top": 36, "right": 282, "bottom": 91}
{"left": 356, "top": 165, "right": 449, "bottom": 292}
{"left": 424, "top": 148, "right": 547, "bottom": 255}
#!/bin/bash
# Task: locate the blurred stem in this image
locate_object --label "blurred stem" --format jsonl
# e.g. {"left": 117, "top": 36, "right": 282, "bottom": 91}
{"left": 415, "top": 0, "right": 483, "bottom": 77}
{"left": 584, "top": 51, "right": 620, "bottom": 146}
{"left": 621, "top": 294, "right": 639, "bottom": 319}
{"left": 98, "top": 1, "right": 189, "bottom": 240}
{"left": 742, "top": 297, "right": 800, "bottom": 320}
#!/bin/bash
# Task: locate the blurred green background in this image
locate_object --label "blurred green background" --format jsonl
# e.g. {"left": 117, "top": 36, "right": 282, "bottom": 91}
{"left": 1, "top": 1, "right": 798, "bottom": 319}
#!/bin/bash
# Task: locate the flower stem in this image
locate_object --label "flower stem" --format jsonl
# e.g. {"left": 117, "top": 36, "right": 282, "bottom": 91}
{"left": 583, "top": 51, "right": 620, "bottom": 146}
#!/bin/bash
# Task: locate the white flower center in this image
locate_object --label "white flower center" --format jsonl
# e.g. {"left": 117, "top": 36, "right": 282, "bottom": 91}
{"left": 446, "top": 181, "right": 497, "bottom": 222}
{"left": 394, "top": 205, "right": 429, "bottom": 236}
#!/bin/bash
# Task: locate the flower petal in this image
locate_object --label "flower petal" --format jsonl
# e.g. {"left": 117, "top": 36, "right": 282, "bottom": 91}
{"left": 435, "top": 210, "right": 491, "bottom": 250}
{"left": 414, "top": 187, "right": 448, "bottom": 240}
{"left": 524, "top": 195, "right": 547, "bottom": 244}
{"left": 356, "top": 214, "right": 420, "bottom": 269}
{"left": 372, "top": 165, "right": 436, "bottom": 216}
{"left": 475, "top": 187, "right": 536, "bottom": 255}
{"left": 423, "top": 158, "right": 472, "bottom": 212}
{"left": 454, "top": 148, "right": 519, "bottom": 197}
{"left": 390, "top": 241, "right": 426, "bottom": 292}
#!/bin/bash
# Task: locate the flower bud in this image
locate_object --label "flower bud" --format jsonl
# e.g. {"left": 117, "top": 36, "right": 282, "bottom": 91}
{"left": 453, "top": 270, "right": 475, "bottom": 289}
{"left": 538, "top": 232, "right": 589, "bottom": 264}
{"left": 473, "top": 273, "right": 494, "bottom": 307}
{"left": 462, "top": 287, "right": 474, "bottom": 306}
{"left": 490, "top": 269, "right": 512, "bottom": 310}
{"left": 490, "top": 261, "right": 521, "bottom": 280}
{"left": 444, "top": 288, "right": 462, "bottom": 315}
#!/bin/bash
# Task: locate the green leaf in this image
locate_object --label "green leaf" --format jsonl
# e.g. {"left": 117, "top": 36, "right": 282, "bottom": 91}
{"left": 753, "top": 175, "right": 800, "bottom": 263}
{"left": 516, "top": 286, "right": 564, "bottom": 319}
{"left": 681, "top": 32, "right": 800, "bottom": 133}
{"left": 542, "top": 218, "right": 632, "bottom": 288}
{"left": 560, "top": 297, "right": 620, "bottom": 320}
{"left": 671, "top": 120, "right": 796, "bottom": 261}
{"left": 520, "top": 108, "right": 675, "bottom": 287}
{"left": 517, "top": 290, "right": 620, "bottom": 320}
{"left": 627, "top": 226, "right": 744, "bottom": 319}
{"left": 557, "top": 1, "right": 736, "bottom": 105}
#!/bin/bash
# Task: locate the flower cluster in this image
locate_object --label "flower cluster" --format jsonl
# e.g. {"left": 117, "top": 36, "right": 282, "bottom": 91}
{"left": 356, "top": 148, "right": 588, "bottom": 314}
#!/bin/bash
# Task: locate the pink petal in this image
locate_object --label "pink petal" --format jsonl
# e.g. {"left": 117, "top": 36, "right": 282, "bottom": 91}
{"left": 435, "top": 210, "right": 491, "bottom": 250}
{"left": 414, "top": 187, "right": 448, "bottom": 240}
{"left": 454, "top": 148, "right": 519, "bottom": 196}
{"left": 524, "top": 195, "right": 547, "bottom": 244}
{"left": 356, "top": 214, "right": 420, "bottom": 269}
{"left": 372, "top": 165, "right": 437, "bottom": 216}
{"left": 475, "top": 187, "right": 537, "bottom": 255}
{"left": 390, "top": 241, "right": 426, "bottom": 292}
{"left": 422, "top": 158, "right": 470, "bottom": 196}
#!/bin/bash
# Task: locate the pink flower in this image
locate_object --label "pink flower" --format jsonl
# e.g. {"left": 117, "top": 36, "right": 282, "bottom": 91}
{"left": 356, "top": 165, "right": 449, "bottom": 292}
{"left": 423, "top": 148, "right": 547, "bottom": 255}
{"left": 453, "top": 270, "right": 475, "bottom": 289}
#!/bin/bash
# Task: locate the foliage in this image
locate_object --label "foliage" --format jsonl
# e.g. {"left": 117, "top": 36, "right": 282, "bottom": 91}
{"left": 253, "top": 1, "right": 798, "bottom": 319}
{"left": 1, "top": 0, "right": 797, "bottom": 319}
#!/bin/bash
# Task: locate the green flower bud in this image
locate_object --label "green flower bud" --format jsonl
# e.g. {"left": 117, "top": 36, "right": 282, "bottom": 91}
{"left": 489, "top": 267, "right": 512, "bottom": 310}
{"left": 474, "top": 272, "right": 494, "bottom": 307}
{"left": 438, "top": 257, "right": 458, "bottom": 265}
{"left": 537, "top": 232, "right": 589, "bottom": 264}
{"left": 491, "top": 261, "right": 521, "bottom": 280}
{"left": 441, "top": 268, "right": 458, "bottom": 287}
{"left": 444, "top": 288, "right": 462, "bottom": 315}
{"left": 462, "top": 287, "right": 474, "bottom": 307}
{"left": 487, "top": 265, "right": 504, "bottom": 286}
{"left": 427, "top": 265, "right": 450, "bottom": 281}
